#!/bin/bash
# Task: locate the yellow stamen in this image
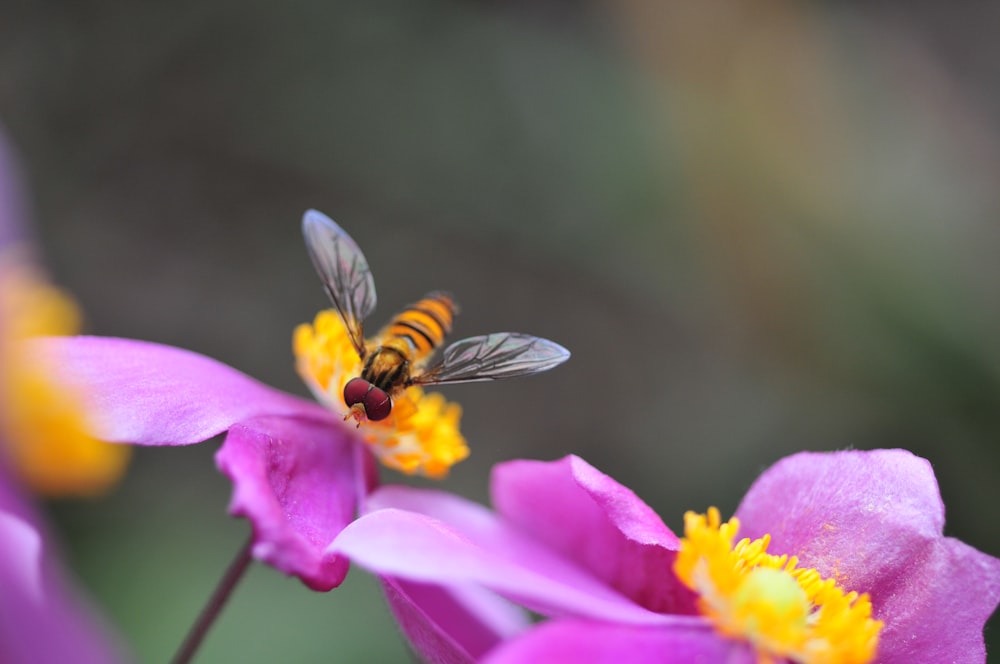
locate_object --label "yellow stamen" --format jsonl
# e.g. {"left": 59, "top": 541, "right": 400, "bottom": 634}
{"left": 0, "top": 258, "right": 131, "bottom": 496}
{"left": 293, "top": 309, "right": 469, "bottom": 478}
{"left": 674, "top": 507, "right": 882, "bottom": 664}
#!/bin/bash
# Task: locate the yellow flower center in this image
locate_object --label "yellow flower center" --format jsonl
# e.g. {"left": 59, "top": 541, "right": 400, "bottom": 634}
{"left": 293, "top": 309, "right": 469, "bottom": 479}
{"left": 0, "top": 258, "right": 131, "bottom": 496}
{"left": 674, "top": 507, "right": 882, "bottom": 664}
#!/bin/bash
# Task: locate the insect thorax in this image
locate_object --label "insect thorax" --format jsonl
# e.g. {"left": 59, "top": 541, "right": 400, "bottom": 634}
{"left": 362, "top": 338, "right": 412, "bottom": 392}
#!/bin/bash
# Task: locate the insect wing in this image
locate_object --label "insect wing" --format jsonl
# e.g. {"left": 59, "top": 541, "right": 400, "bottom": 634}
{"left": 413, "top": 332, "right": 570, "bottom": 385}
{"left": 302, "top": 209, "right": 377, "bottom": 357}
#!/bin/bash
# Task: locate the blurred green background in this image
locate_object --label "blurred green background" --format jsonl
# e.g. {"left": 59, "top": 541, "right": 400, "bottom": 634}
{"left": 3, "top": 0, "right": 999, "bottom": 661}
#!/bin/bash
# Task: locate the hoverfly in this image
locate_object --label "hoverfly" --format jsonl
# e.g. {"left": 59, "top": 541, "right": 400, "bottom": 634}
{"left": 302, "top": 209, "right": 570, "bottom": 424}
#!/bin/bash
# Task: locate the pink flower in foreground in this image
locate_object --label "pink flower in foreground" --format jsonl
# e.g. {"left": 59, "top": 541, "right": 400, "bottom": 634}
{"left": 332, "top": 450, "right": 1000, "bottom": 663}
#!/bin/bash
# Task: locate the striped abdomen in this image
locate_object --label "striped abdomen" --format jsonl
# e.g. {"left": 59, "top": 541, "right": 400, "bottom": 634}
{"left": 384, "top": 291, "right": 457, "bottom": 363}
{"left": 361, "top": 291, "right": 458, "bottom": 393}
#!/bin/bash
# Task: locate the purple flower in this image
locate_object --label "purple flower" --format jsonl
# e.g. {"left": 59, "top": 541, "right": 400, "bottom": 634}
{"left": 0, "top": 461, "right": 129, "bottom": 662}
{"left": 331, "top": 450, "right": 1000, "bottom": 663}
{"left": 0, "top": 122, "right": 127, "bottom": 661}
{"left": 25, "top": 307, "right": 471, "bottom": 591}
{"left": 24, "top": 323, "right": 466, "bottom": 590}
{"left": 22, "top": 227, "right": 468, "bottom": 593}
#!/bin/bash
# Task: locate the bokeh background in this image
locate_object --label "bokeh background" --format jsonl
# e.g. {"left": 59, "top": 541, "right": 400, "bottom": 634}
{"left": 2, "top": 0, "right": 999, "bottom": 661}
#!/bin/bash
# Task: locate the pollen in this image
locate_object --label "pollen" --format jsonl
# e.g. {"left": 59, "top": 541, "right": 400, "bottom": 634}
{"left": 0, "top": 260, "right": 131, "bottom": 496}
{"left": 361, "top": 387, "right": 468, "bottom": 480}
{"left": 294, "top": 309, "right": 359, "bottom": 410}
{"left": 674, "top": 507, "right": 882, "bottom": 664}
{"left": 293, "top": 309, "right": 469, "bottom": 478}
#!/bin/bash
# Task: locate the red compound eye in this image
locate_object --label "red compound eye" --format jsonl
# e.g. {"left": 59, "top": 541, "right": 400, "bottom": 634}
{"left": 362, "top": 386, "right": 392, "bottom": 421}
{"left": 343, "top": 378, "right": 392, "bottom": 421}
{"left": 343, "top": 378, "right": 372, "bottom": 407}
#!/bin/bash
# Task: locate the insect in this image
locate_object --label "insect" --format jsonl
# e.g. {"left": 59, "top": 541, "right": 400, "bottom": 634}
{"left": 302, "top": 209, "right": 571, "bottom": 424}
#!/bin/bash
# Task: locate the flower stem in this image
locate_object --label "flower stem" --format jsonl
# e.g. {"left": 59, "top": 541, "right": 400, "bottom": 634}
{"left": 171, "top": 535, "right": 255, "bottom": 664}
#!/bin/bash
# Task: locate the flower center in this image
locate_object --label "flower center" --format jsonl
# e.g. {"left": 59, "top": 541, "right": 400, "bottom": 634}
{"left": 293, "top": 309, "right": 468, "bottom": 478}
{"left": 674, "top": 507, "right": 882, "bottom": 664}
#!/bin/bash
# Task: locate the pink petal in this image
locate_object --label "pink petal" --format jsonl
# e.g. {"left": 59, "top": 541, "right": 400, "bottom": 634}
{"left": 0, "top": 470, "right": 128, "bottom": 663}
{"left": 381, "top": 578, "right": 529, "bottom": 664}
{"left": 26, "top": 336, "right": 330, "bottom": 445}
{"left": 870, "top": 536, "right": 1000, "bottom": 664}
{"left": 215, "top": 415, "right": 364, "bottom": 591}
{"left": 333, "top": 487, "right": 686, "bottom": 625}
{"left": 492, "top": 456, "right": 696, "bottom": 614}
{"left": 0, "top": 510, "right": 42, "bottom": 604}
{"left": 481, "top": 620, "right": 754, "bottom": 664}
{"left": 736, "top": 449, "right": 1000, "bottom": 663}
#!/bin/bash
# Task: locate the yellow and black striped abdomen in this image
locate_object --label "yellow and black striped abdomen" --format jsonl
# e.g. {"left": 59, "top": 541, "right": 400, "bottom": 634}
{"left": 383, "top": 291, "right": 457, "bottom": 364}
